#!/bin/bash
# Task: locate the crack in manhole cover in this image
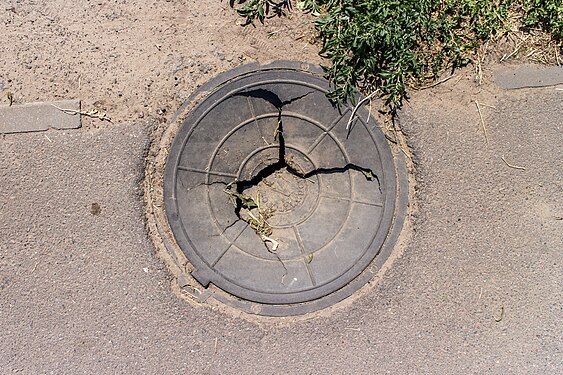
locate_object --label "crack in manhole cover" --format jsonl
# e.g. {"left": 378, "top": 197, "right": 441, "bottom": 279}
{"left": 163, "top": 62, "right": 408, "bottom": 315}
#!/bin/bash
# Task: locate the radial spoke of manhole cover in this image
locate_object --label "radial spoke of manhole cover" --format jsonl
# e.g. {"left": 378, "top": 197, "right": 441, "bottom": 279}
{"left": 162, "top": 61, "right": 409, "bottom": 316}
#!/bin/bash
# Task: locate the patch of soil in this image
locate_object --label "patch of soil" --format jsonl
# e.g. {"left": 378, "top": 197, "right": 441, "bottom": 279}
{"left": 0, "top": 0, "right": 321, "bottom": 129}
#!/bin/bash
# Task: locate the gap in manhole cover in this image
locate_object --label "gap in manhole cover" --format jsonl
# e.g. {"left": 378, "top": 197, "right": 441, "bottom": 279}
{"left": 160, "top": 61, "right": 409, "bottom": 316}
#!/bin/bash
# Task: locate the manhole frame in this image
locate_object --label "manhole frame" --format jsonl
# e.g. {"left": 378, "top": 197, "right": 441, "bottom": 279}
{"left": 150, "top": 61, "right": 410, "bottom": 317}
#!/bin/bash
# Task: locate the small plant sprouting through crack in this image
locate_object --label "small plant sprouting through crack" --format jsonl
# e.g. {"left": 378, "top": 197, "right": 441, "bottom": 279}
{"left": 223, "top": 185, "right": 279, "bottom": 251}
{"left": 222, "top": 89, "right": 381, "bottom": 255}
{"left": 51, "top": 104, "right": 112, "bottom": 123}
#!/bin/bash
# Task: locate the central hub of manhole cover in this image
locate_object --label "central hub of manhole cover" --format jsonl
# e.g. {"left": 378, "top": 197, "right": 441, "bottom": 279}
{"left": 163, "top": 62, "right": 408, "bottom": 316}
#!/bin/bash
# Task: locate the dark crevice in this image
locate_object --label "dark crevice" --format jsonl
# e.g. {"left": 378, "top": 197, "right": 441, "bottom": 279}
{"left": 288, "top": 164, "right": 382, "bottom": 194}
{"left": 229, "top": 88, "right": 381, "bottom": 221}
{"left": 234, "top": 89, "right": 313, "bottom": 109}
{"left": 236, "top": 159, "right": 286, "bottom": 192}
{"left": 186, "top": 180, "right": 230, "bottom": 191}
{"left": 232, "top": 89, "right": 314, "bottom": 213}
{"left": 216, "top": 216, "right": 243, "bottom": 236}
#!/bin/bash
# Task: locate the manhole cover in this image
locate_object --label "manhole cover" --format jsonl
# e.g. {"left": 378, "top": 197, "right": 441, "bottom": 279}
{"left": 163, "top": 62, "right": 408, "bottom": 315}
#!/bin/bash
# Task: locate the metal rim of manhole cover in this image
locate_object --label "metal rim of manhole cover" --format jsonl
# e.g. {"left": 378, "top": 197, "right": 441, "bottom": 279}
{"left": 163, "top": 61, "right": 409, "bottom": 316}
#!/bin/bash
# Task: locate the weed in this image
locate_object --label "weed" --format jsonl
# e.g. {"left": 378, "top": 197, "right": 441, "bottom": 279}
{"left": 233, "top": 0, "right": 292, "bottom": 25}
{"left": 520, "top": 0, "right": 563, "bottom": 40}
{"left": 229, "top": 0, "right": 562, "bottom": 112}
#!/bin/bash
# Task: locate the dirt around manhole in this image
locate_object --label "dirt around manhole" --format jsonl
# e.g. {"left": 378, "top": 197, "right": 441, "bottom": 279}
{"left": 144, "top": 61, "right": 414, "bottom": 317}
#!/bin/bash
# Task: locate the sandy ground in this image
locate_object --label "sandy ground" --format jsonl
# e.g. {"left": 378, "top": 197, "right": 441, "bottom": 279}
{"left": 0, "top": 0, "right": 320, "bottom": 127}
{"left": 1, "top": 1, "right": 562, "bottom": 374}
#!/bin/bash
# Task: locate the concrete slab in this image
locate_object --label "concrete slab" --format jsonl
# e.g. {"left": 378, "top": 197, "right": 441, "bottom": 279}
{"left": 494, "top": 64, "right": 563, "bottom": 89}
{"left": 0, "top": 100, "right": 81, "bottom": 134}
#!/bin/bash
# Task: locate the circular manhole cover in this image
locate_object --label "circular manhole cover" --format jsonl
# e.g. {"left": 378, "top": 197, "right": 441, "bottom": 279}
{"left": 163, "top": 62, "right": 408, "bottom": 315}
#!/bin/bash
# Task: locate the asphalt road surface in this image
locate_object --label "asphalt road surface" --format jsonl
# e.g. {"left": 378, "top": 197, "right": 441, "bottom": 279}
{"left": 1, "top": 69, "right": 561, "bottom": 373}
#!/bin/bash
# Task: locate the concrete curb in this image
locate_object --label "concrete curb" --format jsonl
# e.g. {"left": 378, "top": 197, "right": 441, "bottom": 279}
{"left": 0, "top": 99, "right": 81, "bottom": 134}
{"left": 494, "top": 65, "right": 563, "bottom": 89}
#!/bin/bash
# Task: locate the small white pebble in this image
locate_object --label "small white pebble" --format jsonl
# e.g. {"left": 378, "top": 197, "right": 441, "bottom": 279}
{"left": 143, "top": 267, "right": 149, "bottom": 273}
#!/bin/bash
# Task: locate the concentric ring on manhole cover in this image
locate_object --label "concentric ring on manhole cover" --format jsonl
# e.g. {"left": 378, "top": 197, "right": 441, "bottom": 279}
{"left": 163, "top": 61, "right": 408, "bottom": 315}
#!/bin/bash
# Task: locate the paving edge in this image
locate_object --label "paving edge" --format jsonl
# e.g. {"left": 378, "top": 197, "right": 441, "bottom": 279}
{"left": 0, "top": 100, "right": 81, "bottom": 134}
{"left": 494, "top": 64, "right": 563, "bottom": 89}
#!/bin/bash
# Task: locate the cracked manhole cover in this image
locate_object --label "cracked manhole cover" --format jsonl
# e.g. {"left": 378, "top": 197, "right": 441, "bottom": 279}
{"left": 163, "top": 62, "right": 408, "bottom": 315}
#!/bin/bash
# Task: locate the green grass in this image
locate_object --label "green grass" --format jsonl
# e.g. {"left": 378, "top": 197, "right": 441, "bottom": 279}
{"left": 520, "top": 0, "right": 563, "bottom": 40}
{"left": 232, "top": 0, "right": 562, "bottom": 112}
